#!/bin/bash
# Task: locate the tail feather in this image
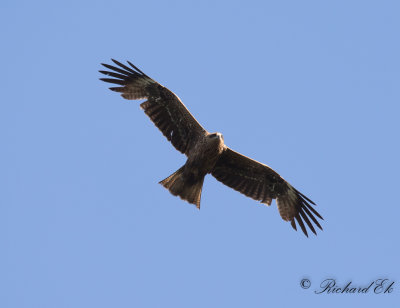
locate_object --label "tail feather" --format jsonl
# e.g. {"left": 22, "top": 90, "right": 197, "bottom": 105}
{"left": 159, "top": 167, "right": 205, "bottom": 209}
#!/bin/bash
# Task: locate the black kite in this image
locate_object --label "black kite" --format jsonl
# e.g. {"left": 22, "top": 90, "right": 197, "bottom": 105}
{"left": 99, "top": 60, "right": 323, "bottom": 236}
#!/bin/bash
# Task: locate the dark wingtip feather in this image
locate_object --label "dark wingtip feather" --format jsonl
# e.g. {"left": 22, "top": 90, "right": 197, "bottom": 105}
{"left": 295, "top": 213, "right": 308, "bottom": 237}
{"left": 303, "top": 202, "right": 324, "bottom": 220}
{"left": 99, "top": 78, "right": 125, "bottom": 85}
{"left": 111, "top": 59, "right": 137, "bottom": 74}
{"left": 295, "top": 189, "right": 316, "bottom": 205}
{"left": 127, "top": 60, "right": 146, "bottom": 76}
{"left": 101, "top": 63, "right": 133, "bottom": 76}
{"left": 293, "top": 187, "right": 324, "bottom": 236}
{"left": 99, "top": 71, "right": 128, "bottom": 80}
{"left": 299, "top": 209, "right": 317, "bottom": 235}
{"left": 291, "top": 219, "right": 297, "bottom": 231}
{"left": 109, "top": 87, "right": 124, "bottom": 92}
{"left": 302, "top": 206, "right": 323, "bottom": 231}
{"left": 99, "top": 70, "right": 111, "bottom": 76}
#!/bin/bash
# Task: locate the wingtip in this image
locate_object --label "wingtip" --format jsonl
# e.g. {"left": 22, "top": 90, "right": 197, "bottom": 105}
{"left": 111, "top": 58, "right": 119, "bottom": 66}
{"left": 295, "top": 214, "right": 309, "bottom": 237}
{"left": 111, "top": 58, "right": 122, "bottom": 66}
{"left": 295, "top": 188, "right": 316, "bottom": 205}
{"left": 127, "top": 60, "right": 146, "bottom": 75}
{"left": 109, "top": 87, "right": 121, "bottom": 92}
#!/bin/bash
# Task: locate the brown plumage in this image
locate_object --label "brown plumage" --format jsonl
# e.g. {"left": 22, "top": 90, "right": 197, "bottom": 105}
{"left": 99, "top": 59, "right": 324, "bottom": 236}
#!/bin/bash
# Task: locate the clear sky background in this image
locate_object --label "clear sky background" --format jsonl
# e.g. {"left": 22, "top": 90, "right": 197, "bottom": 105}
{"left": 2, "top": 0, "right": 399, "bottom": 307}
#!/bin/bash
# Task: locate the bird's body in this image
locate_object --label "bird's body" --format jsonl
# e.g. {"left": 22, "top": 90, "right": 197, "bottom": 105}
{"left": 160, "top": 132, "right": 226, "bottom": 207}
{"left": 186, "top": 133, "right": 226, "bottom": 176}
{"left": 100, "top": 59, "right": 324, "bottom": 236}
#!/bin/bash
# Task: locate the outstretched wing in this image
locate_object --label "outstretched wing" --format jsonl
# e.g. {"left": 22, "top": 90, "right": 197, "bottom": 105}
{"left": 211, "top": 148, "right": 323, "bottom": 236}
{"left": 99, "top": 59, "right": 207, "bottom": 156}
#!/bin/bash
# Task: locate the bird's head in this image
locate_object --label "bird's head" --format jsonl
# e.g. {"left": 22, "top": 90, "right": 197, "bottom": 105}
{"left": 208, "top": 132, "right": 224, "bottom": 142}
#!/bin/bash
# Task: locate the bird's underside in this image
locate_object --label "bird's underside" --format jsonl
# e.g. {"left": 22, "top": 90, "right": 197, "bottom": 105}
{"left": 99, "top": 59, "right": 324, "bottom": 237}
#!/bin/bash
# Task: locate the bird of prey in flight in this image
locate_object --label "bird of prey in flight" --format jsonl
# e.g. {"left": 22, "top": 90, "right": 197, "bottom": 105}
{"left": 99, "top": 59, "right": 323, "bottom": 236}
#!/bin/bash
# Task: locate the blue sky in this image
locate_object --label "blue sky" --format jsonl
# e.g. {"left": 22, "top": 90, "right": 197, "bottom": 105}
{"left": 2, "top": 0, "right": 399, "bottom": 307}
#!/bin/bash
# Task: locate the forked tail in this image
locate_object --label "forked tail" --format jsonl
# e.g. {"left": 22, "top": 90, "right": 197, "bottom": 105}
{"left": 159, "top": 166, "right": 205, "bottom": 209}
